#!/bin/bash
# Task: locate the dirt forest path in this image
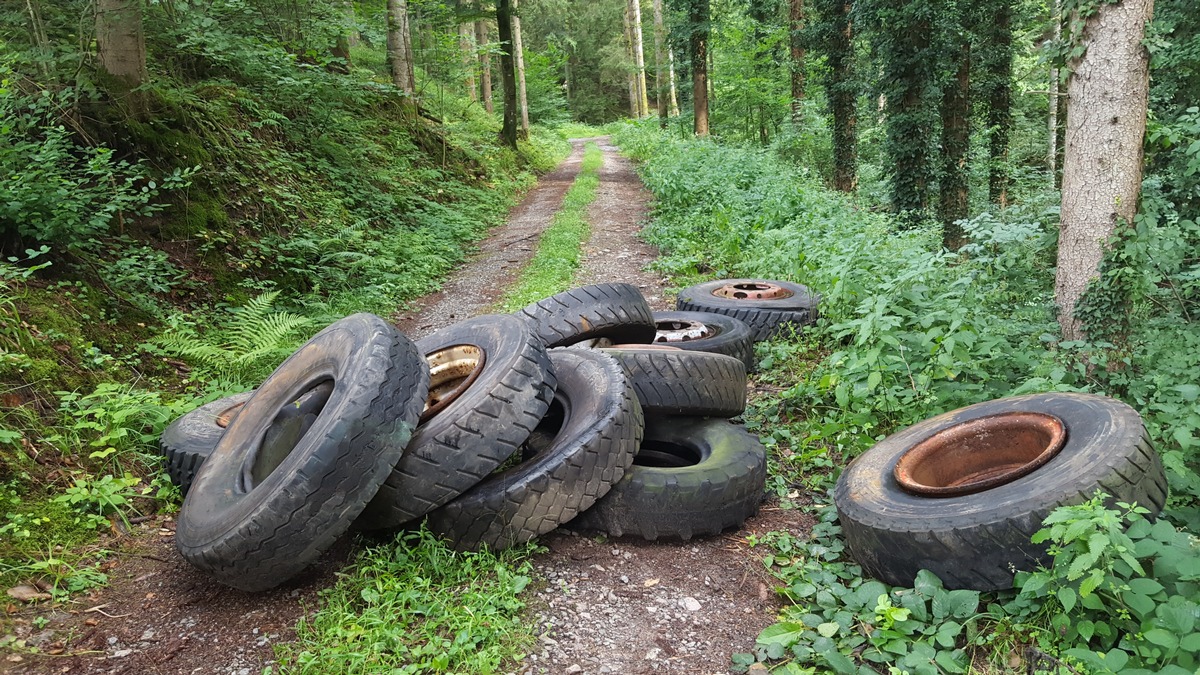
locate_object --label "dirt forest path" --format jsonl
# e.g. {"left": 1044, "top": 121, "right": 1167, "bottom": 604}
{"left": 7, "top": 138, "right": 799, "bottom": 675}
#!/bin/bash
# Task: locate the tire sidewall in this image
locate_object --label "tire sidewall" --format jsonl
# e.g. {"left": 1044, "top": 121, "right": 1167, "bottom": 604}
{"left": 677, "top": 279, "right": 818, "bottom": 313}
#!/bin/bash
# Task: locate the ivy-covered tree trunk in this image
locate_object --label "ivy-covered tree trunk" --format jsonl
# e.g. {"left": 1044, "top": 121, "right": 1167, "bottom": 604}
{"left": 790, "top": 0, "right": 806, "bottom": 126}
{"left": 497, "top": 0, "right": 519, "bottom": 148}
{"left": 819, "top": 0, "right": 857, "bottom": 192}
{"left": 879, "top": 2, "right": 936, "bottom": 218}
{"left": 512, "top": 0, "right": 530, "bottom": 137}
{"left": 688, "top": 0, "right": 711, "bottom": 136}
{"left": 979, "top": 0, "right": 1013, "bottom": 207}
{"left": 477, "top": 20, "right": 494, "bottom": 113}
{"left": 95, "top": 0, "right": 148, "bottom": 114}
{"left": 387, "top": 0, "right": 416, "bottom": 95}
{"left": 1055, "top": 0, "right": 1154, "bottom": 340}
{"left": 653, "top": 0, "right": 669, "bottom": 125}
{"left": 939, "top": 39, "right": 970, "bottom": 247}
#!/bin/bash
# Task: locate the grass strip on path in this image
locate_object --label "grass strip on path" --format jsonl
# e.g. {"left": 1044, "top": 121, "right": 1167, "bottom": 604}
{"left": 499, "top": 142, "right": 603, "bottom": 312}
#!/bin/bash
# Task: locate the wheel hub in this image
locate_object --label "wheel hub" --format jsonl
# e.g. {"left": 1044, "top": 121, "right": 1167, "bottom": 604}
{"left": 422, "top": 344, "right": 485, "bottom": 423}
{"left": 654, "top": 318, "right": 711, "bottom": 343}
{"left": 894, "top": 412, "right": 1067, "bottom": 497}
{"left": 712, "top": 281, "right": 794, "bottom": 301}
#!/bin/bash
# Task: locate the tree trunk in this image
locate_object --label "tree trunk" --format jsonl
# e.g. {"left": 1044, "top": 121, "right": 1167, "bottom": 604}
{"left": 1048, "top": 0, "right": 1061, "bottom": 184}
{"left": 95, "top": 0, "right": 148, "bottom": 114}
{"left": 625, "top": 5, "right": 640, "bottom": 116}
{"left": 459, "top": 23, "right": 477, "bottom": 102}
{"left": 826, "top": 0, "right": 857, "bottom": 192}
{"left": 883, "top": 8, "right": 934, "bottom": 218}
{"left": 512, "top": 0, "right": 530, "bottom": 136}
{"left": 477, "top": 20, "right": 494, "bottom": 113}
{"left": 387, "top": 0, "right": 416, "bottom": 94}
{"left": 497, "top": 0, "right": 519, "bottom": 148}
{"left": 1055, "top": 0, "right": 1154, "bottom": 340}
{"left": 689, "top": 0, "right": 710, "bottom": 136}
{"left": 653, "top": 0, "right": 668, "bottom": 125}
{"left": 789, "top": 0, "right": 806, "bottom": 126}
{"left": 332, "top": 0, "right": 355, "bottom": 67}
{"left": 939, "top": 39, "right": 971, "bottom": 249}
{"left": 630, "top": 0, "right": 650, "bottom": 117}
{"left": 982, "top": 0, "right": 1013, "bottom": 207}
{"left": 346, "top": 1, "right": 360, "bottom": 47}
{"left": 668, "top": 46, "right": 681, "bottom": 116}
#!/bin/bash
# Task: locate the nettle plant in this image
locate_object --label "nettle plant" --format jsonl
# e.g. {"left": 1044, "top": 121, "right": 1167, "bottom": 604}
{"left": 998, "top": 494, "right": 1200, "bottom": 674}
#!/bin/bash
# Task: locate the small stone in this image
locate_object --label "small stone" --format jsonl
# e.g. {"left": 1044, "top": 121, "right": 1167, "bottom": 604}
{"left": 110, "top": 649, "right": 133, "bottom": 658}
{"left": 610, "top": 548, "right": 620, "bottom": 556}
{"left": 619, "top": 575, "right": 629, "bottom": 584}
{"left": 681, "top": 597, "right": 702, "bottom": 612}
{"left": 140, "top": 628, "right": 155, "bottom": 641}
{"left": 565, "top": 665, "right": 583, "bottom": 674}
{"left": 107, "top": 636, "right": 118, "bottom": 645}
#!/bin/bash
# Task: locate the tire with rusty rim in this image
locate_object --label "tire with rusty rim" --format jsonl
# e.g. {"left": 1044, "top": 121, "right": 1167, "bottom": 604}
{"left": 358, "top": 314, "right": 557, "bottom": 530}
{"left": 572, "top": 417, "right": 766, "bottom": 540}
{"left": 650, "top": 310, "right": 755, "bottom": 372}
{"left": 160, "top": 384, "right": 335, "bottom": 497}
{"left": 600, "top": 347, "right": 747, "bottom": 417}
{"left": 176, "top": 314, "right": 429, "bottom": 592}
{"left": 676, "top": 279, "right": 818, "bottom": 342}
{"left": 517, "top": 283, "right": 656, "bottom": 347}
{"left": 835, "top": 393, "right": 1168, "bottom": 591}
{"left": 427, "top": 349, "right": 643, "bottom": 551}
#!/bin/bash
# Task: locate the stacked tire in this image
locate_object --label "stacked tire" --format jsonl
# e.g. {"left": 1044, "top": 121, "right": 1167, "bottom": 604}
{"left": 160, "top": 281, "right": 809, "bottom": 591}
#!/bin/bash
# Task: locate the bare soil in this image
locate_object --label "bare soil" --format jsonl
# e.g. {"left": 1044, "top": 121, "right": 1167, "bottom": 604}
{"left": 2, "top": 139, "right": 808, "bottom": 675}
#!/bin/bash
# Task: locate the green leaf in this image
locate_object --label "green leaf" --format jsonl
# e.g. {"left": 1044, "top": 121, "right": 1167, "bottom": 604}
{"left": 757, "top": 622, "right": 805, "bottom": 649}
{"left": 913, "top": 569, "right": 943, "bottom": 597}
{"left": 934, "top": 648, "right": 967, "bottom": 674}
{"left": 1104, "top": 648, "right": 1129, "bottom": 672}
{"left": 1179, "top": 633, "right": 1200, "bottom": 652}
{"left": 817, "top": 622, "right": 840, "bottom": 638}
{"left": 820, "top": 648, "right": 858, "bottom": 675}
{"left": 1077, "top": 620, "right": 1095, "bottom": 642}
{"left": 935, "top": 620, "right": 962, "bottom": 648}
{"left": 1127, "top": 578, "right": 1163, "bottom": 596}
{"left": 1123, "top": 592, "right": 1156, "bottom": 618}
{"left": 1057, "top": 586, "right": 1077, "bottom": 613}
{"left": 1143, "top": 629, "right": 1179, "bottom": 650}
{"left": 945, "top": 590, "right": 979, "bottom": 618}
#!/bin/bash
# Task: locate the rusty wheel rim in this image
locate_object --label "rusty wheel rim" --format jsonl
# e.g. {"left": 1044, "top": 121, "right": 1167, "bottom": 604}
{"left": 421, "top": 344, "right": 485, "bottom": 423}
{"left": 712, "top": 281, "right": 794, "bottom": 301}
{"left": 654, "top": 318, "right": 712, "bottom": 343}
{"left": 894, "top": 412, "right": 1068, "bottom": 497}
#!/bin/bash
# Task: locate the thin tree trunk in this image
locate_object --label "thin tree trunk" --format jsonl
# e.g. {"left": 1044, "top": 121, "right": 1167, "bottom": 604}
{"left": 1048, "top": 0, "right": 1061, "bottom": 183}
{"left": 387, "top": 0, "right": 416, "bottom": 95}
{"left": 984, "top": 0, "right": 1013, "bottom": 207}
{"left": 1055, "top": 0, "right": 1154, "bottom": 340}
{"left": 512, "top": 0, "right": 529, "bottom": 136}
{"left": 477, "top": 20, "right": 494, "bottom": 112}
{"left": 630, "top": 0, "right": 650, "bottom": 117}
{"left": 653, "top": 0, "right": 668, "bottom": 125}
{"left": 346, "top": 1, "right": 359, "bottom": 47}
{"left": 332, "top": 0, "right": 355, "bottom": 67}
{"left": 690, "top": 0, "right": 709, "bottom": 136}
{"left": 789, "top": 0, "right": 805, "bottom": 126}
{"left": 827, "top": 0, "right": 857, "bottom": 191}
{"left": 939, "top": 39, "right": 971, "bottom": 249}
{"left": 459, "top": 23, "right": 477, "bottom": 102}
{"left": 668, "top": 45, "right": 680, "bottom": 116}
{"left": 625, "top": 5, "right": 639, "bottom": 116}
{"left": 497, "top": 0, "right": 518, "bottom": 148}
{"left": 95, "top": 0, "right": 148, "bottom": 115}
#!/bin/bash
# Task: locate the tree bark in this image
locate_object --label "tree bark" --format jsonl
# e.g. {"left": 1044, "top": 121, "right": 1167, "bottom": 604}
{"left": 625, "top": 5, "right": 640, "bottom": 116}
{"left": 497, "top": 0, "right": 519, "bottom": 148}
{"left": 883, "top": 8, "right": 934, "bottom": 217}
{"left": 512, "top": 0, "right": 530, "bottom": 136}
{"left": 668, "top": 46, "right": 681, "bottom": 116}
{"left": 983, "top": 0, "right": 1013, "bottom": 207}
{"left": 689, "top": 0, "right": 710, "bottom": 136}
{"left": 459, "top": 22, "right": 477, "bottom": 102}
{"left": 1048, "top": 0, "right": 1061, "bottom": 184}
{"left": 477, "top": 20, "right": 494, "bottom": 113}
{"left": 95, "top": 0, "right": 148, "bottom": 114}
{"left": 1055, "top": 0, "right": 1154, "bottom": 340}
{"left": 630, "top": 0, "right": 650, "bottom": 117}
{"left": 387, "top": 0, "right": 416, "bottom": 94}
{"left": 826, "top": 0, "right": 857, "bottom": 191}
{"left": 789, "top": 0, "right": 806, "bottom": 126}
{"left": 939, "top": 39, "right": 971, "bottom": 248}
{"left": 653, "top": 0, "right": 668, "bottom": 125}
{"left": 332, "top": 0, "right": 355, "bottom": 67}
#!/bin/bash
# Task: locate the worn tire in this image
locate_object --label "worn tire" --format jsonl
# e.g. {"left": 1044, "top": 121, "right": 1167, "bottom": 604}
{"left": 517, "top": 283, "right": 656, "bottom": 347}
{"left": 676, "top": 278, "right": 818, "bottom": 342}
{"left": 573, "top": 417, "right": 767, "bottom": 540}
{"left": 650, "top": 310, "right": 755, "bottom": 372}
{"left": 358, "top": 314, "right": 557, "bottom": 530}
{"left": 600, "top": 348, "right": 746, "bottom": 417}
{"left": 427, "top": 349, "right": 643, "bottom": 551}
{"left": 835, "top": 393, "right": 1168, "bottom": 591}
{"left": 175, "top": 314, "right": 429, "bottom": 592}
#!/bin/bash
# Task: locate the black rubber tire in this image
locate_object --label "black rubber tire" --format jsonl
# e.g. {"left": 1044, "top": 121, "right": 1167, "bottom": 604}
{"left": 676, "top": 278, "right": 819, "bottom": 342}
{"left": 159, "top": 384, "right": 335, "bottom": 497}
{"left": 650, "top": 310, "right": 755, "bottom": 372}
{"left": 835, "top": 393, "right": 1168, "bottom": 592}
{"left": 600, "top": 347, "right": 746, "bottom": 418}
{"left": 358, "top": 314, "right": 557, "bottom": 530}
{"left": 427, "top": 349, "right": 643, "bottom": 551}
{"left": 160, "top": 393, "right": 252, "bottom": 497}
{"left": 573, "top": 417, "right": 767, "bottom": 540}
{"left": 175, "top": 314, "right": 429, "bottom": 592}
{"left": 517, "top": 283, "right": 656, "bottom": 347}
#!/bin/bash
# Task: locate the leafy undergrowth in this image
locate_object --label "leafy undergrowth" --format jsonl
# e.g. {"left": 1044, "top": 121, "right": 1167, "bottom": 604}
{"left": 612, "top": 121, "right": 1200, "bottom": 673}
{"left": 500, "top": 142, "right": 604, "bottom": 311}
{"left": 276, "top": 529, "right": 538, "bottom": 675}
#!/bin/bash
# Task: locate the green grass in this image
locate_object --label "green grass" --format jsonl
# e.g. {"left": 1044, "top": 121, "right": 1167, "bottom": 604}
{"left": 275, "top": 528, "right": 538, "bottom": 675}
{"left": 554, "top": 122, "right": 608, "bottom": 139}
{"left": 498, "top": 143, "right": 604, "bottom": 311}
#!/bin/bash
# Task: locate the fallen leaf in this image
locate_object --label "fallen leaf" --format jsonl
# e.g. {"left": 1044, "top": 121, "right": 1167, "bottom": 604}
{"left": 643, "top": 578, "right": 659, "bottom": 587}
{"left": 7, "top": 585, "right": 51, "bottom": 603}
